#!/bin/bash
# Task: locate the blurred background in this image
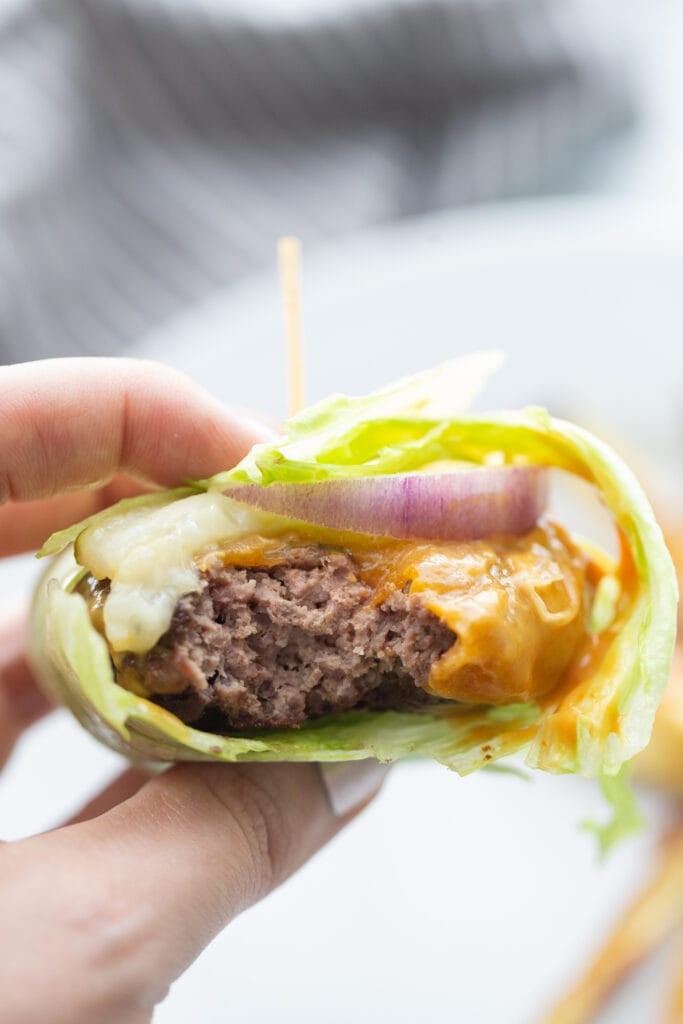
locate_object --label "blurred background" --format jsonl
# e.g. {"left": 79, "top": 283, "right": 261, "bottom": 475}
{"left": 1, "top": 1, "right": 682, "bottom": 1021}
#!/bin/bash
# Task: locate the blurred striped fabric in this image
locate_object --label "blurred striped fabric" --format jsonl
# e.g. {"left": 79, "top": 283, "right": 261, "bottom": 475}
{"left": 0, "top": 0, "right": 633, "bottom": 362}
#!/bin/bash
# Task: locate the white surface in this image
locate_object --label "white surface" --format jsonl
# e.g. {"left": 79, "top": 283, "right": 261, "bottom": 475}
{"left": 2, "top": 194, "right": 682, "bottom": 1023}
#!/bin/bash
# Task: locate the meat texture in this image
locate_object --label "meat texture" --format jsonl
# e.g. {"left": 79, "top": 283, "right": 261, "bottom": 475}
{"left": 112, "top": 546, "right": 455, "bottom": 730}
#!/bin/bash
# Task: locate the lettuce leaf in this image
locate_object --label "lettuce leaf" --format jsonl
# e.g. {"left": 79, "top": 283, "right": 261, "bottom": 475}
{"left": 208, "top": 351, "right": 504, "bottom": 487}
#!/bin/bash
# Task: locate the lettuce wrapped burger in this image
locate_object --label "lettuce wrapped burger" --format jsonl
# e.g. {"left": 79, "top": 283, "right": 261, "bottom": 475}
{"left": 30, "top": 354, "right": 677, "bottom": 782}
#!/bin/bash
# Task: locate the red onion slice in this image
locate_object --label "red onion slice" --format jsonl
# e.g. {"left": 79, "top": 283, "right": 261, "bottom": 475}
{"left": 227, "top": 466, "right": 547, "bottom": 541}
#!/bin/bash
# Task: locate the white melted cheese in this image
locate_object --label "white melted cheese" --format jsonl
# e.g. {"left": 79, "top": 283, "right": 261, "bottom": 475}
{"left": 76, "top": 492, "right": 279, "bottom": 654}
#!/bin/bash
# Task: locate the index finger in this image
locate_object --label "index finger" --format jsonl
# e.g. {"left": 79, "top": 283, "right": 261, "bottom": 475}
{"left": 0, "top": 612, "right": 52, "bottom": 769}
{"left": 0, "top": 358, "right": 266, "bottom": 505}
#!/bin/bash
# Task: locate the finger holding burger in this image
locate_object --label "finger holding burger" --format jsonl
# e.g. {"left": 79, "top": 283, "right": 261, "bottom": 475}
{"left": 0, "top": 357, "right": 386, "bottom": 1024}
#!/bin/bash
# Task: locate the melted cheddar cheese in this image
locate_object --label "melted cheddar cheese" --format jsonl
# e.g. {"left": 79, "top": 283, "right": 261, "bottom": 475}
{"left": 195, "top": 520, "right": 590, "bottom": 705}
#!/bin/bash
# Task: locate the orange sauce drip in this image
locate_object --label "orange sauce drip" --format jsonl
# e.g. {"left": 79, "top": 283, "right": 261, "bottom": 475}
{"left": 533, "top": 528, "right": 638, "bottom": 753}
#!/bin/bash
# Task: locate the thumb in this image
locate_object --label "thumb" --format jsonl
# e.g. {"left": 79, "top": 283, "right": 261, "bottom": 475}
{"left": 1, "top": 760, "right": 388, "bottom": 1024}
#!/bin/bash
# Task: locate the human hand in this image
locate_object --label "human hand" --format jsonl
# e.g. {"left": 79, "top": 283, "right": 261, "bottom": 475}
{"left": 0, "top": 359, "right": 386, "bottom": 1024}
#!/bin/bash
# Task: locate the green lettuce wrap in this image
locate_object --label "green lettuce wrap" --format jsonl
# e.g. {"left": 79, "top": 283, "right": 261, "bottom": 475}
{"left": 30, "top": 354, "right": 677, "bottom": 792}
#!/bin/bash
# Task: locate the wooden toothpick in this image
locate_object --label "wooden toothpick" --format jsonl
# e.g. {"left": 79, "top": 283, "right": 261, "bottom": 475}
{"left": 278, "top": 237, "right": 305, "bottom": 417}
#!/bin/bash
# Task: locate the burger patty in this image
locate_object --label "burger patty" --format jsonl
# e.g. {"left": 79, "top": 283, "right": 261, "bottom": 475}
{"left": 95, "top": 546, "right": 455, "bottom": 730}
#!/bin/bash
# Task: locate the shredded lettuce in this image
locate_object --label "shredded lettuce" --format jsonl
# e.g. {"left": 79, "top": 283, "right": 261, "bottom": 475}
{"left": 31, "top": 356, "right": 677, "bottom": 785}
{"left": 583, "top": 766, "right": 645, "bottom": 858}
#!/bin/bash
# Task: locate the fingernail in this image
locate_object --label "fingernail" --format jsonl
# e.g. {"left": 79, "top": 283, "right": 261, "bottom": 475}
{"left": 319, "top": 760, "right": 391, "bottom": 817}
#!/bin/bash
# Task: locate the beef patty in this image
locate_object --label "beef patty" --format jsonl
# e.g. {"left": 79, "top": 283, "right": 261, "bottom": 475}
{"left": 81, "top": 545, "right": 455, "bottom": 731}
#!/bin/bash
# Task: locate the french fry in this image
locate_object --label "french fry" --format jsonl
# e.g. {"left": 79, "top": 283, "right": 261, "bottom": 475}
{"left": 544, "top": 828, "right": 683, "bottom": 1024}
{"left": 661, "top": 525, "right": 683, "bottom": 636}
{"left": 666, "top": 928, "right": 683, "bottom": 1024}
